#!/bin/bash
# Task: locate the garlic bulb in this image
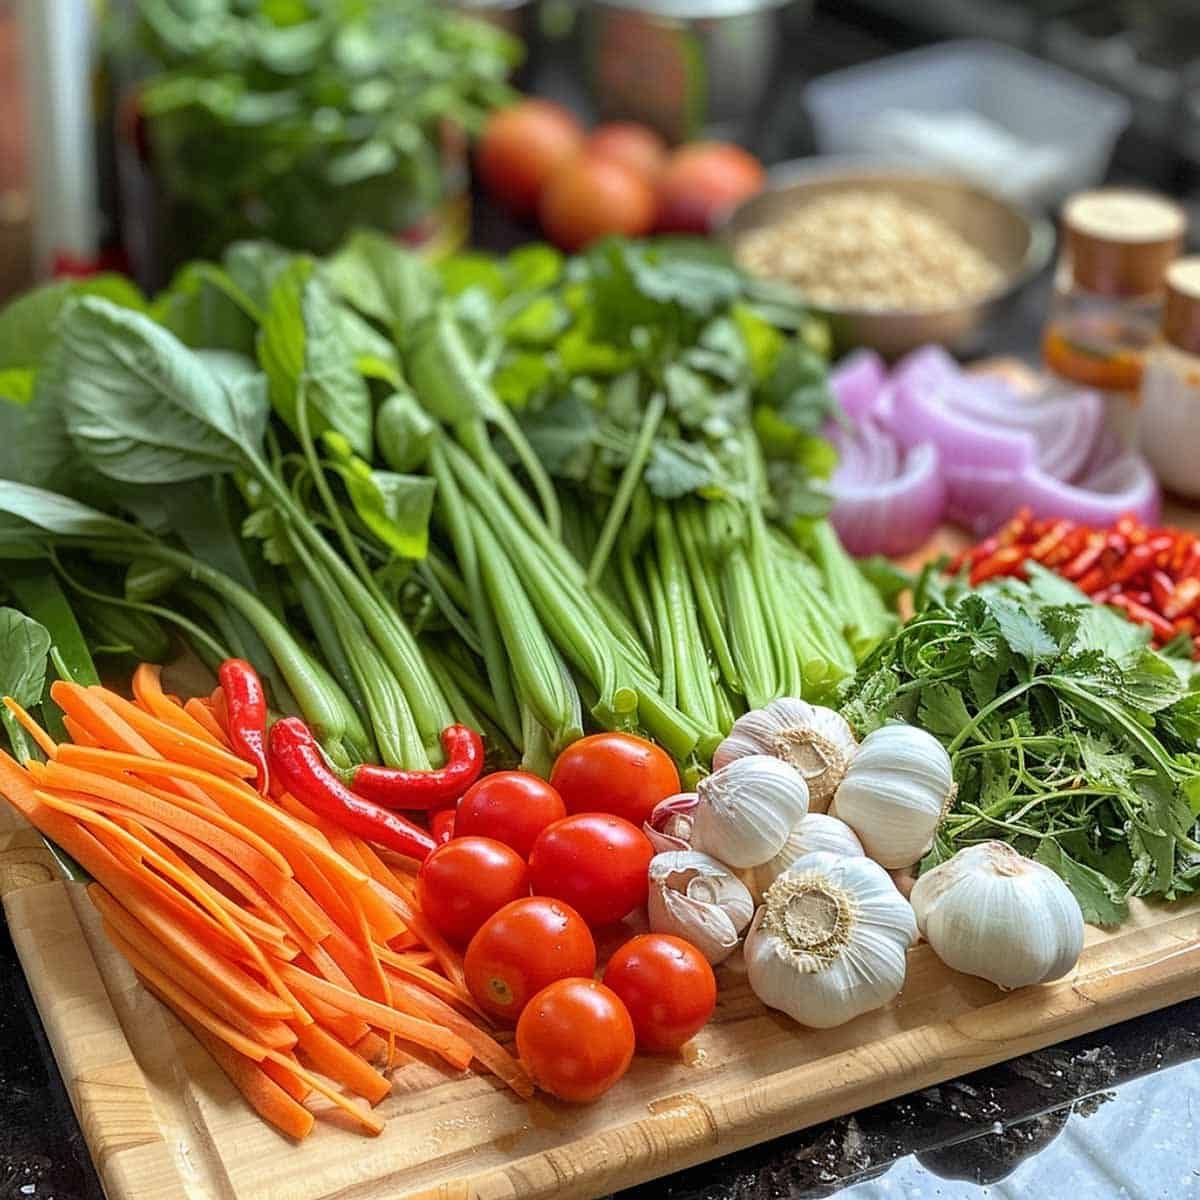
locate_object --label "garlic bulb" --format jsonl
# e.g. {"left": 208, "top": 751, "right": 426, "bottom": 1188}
{"left": 831, "top": 723, "right": 954, "bottom": 869}
{"left": 692, "top": 755, "right": 810, "bottom": 868}
{"left": 644, "top": 792, "right": 698, "bottom": 854}
{"left": 744, "top": 851, "right": 916, "bottom": 1028}
{"left": 911, "top": 842, "right": 1085, "bottom": 989}
{"left": 740, "top": 812, "right": 865, "bottom": 903}
{"left": 647, "top": 851, "right": 755, "bottom": 964}
{"left": 713, "top": 698, "right": 858, "bottom": 812}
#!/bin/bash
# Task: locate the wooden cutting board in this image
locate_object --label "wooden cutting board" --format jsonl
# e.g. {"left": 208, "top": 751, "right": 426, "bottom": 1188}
{"left": 3, "top": 797, "right": 1200, "bottom": 1200}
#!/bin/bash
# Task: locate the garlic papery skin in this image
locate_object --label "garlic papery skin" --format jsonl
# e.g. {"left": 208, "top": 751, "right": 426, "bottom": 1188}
{"left": 647, "top": 851, "right": 755, "bottom": 965}
{"left": 830, "top": 723, "right": 954, "bottom": 869}
{"left": 644, "top": 792, "right": 699, "bottom": 854}
{"left": 713, "top": 698, "right": 858, "bottom": 813}
{"left": 741, "top": 813, "right": 865, "bottom": 903}
{"left": 910, "top": 842, "right": 1085, "bottom": 990}
{"left": 692, "top": 755, "right": 810, "bottom": 868}
{"left": 744, "top": 851, "right": 916, "bottom": 1028}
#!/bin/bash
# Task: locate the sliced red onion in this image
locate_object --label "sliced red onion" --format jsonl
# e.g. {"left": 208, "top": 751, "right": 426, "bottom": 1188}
{"left": 644, "top": 792, "right": 698, "bottom": 854}
{"left": 830, "top": 349, "right": 888, "bottom": 421}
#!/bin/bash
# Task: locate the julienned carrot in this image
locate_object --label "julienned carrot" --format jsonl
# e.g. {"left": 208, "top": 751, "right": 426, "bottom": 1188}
{"left": 375, "top": 945, "right": 483, "bottom": 1017}
{"left": 353, "top": 1031, "right": 400, "bottom": 1067}
{"left": 208, "top": 688, "right": 230, "bottom": 735}
{"left": 372, "top": 882, "right": 466, "bottom": 993}
{"left": 294, "top": 1022, "right": 392, "bottom": 1106}
{"left": 286, "top": 845, "right": 358, "bottom": 936}
{"left": 2, "top": 697, "right": 57, "bottom": 758}
{"left": 62, "top": 715, "right": 102, "bottom": 749}
{"left": 347, "top": 887, "right": 396, "bottom": 1068}
{"left": 394, "top": 948, "right": 437, "bottom": 968}
{"left": 186, "top": 698, "right": 232, "bottom": 748}
{"left": 132, "top": 664, "right": 230, "bottom": 750}
{"left": 162, "top": 989, "right": 315, "bottom": 1141}
{"left": 275, "top": 962, "right": 473, "bottom": 1070}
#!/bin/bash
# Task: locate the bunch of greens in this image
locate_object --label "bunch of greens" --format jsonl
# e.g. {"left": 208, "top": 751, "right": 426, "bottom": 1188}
{"left": 116, "top": 0, "right": 519, "bottom": 257}
{"left": 840, "top": 565, "right": 1200, "bottom": 923}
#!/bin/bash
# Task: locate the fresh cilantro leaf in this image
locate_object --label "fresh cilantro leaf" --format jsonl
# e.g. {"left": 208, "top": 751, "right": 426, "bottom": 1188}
{"left": 644, "top": 440, "right": 725, "bottom": 500}
{"left": 918, "top": 682, "right": 972, "bottom": 739}
{"left": 1035, "top": 839, "right": 1128, "bottom": 925}
{"left": 983, "top": 592, "right": 1057, "bottom": 662}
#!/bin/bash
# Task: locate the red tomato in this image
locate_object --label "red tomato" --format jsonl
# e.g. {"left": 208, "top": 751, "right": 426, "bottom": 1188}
{"left": 655, "top": 142, "right": 765, "bottom": 233}
{"left": 538, "top": 156, "right": 657, "bottom": 252}
{"left": 528, "top": 813, "right": 653, "bottom": 927}
{"left": 603, "top": 933, "right": 717, "bottom": 1053}
{"left": 587, "top": 122, "right": 668, "bottom": 183}
{"left": 516, "top": 978, "right": 635, "bottom": 1102}
{"left": 476, "top": 99, "right": 584, "bottom": 219}
{"left": 454, "top": 771, "right": 567, "bottom": 859}
{"left": 464, "top": 896, "right": 597, "bottom": 1022}
{"left": 415, "top": 837, "right": 528, "bottom": 945}
{"left": 550, "top": 732, "right": 680, "bottom": 827}
{"left": 430, "top": 808, "right": 455, "bottom": 845}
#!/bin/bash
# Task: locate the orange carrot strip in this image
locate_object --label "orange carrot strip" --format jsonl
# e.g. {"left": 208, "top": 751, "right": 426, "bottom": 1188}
{"left": 373, "top": 884, "right": 465, "bottom": 992}
{"left": 260, "top": 1055, "right": 311, "bottom": 1105}
{"left": 375, "top": 946, "right": 483, "bottom": 1017}
{"left": 186, "top": 698, "right": 232, "bottom": 748}
{"left": 299, "top": 993, "right": 371, "bottom": 1048}
{"left": 393, "top": 948, "right": 436, "bottom": 967}
{"left": 132, "top": 665, "right": 230, "bottom": 748}
{"left": 2, "top": 698, "right": 58, "bottom": 758}
{"left": 208, "top": 688, "right": 230, "bottom": 735}
{"left": 259, "top": 1052, "right": 383, "bottom": 1137}
{"left": 347, "top": 887, "right": 395, "bottom": 1068}
{"left": 294, "top": 1023, "right": 391, "bottom": 1106}
{"left": 284, "top": 845, "right": 357, "bottom": 937}
{"left": 275, "top": 962, "right": 473, "bottom": 1070}
{"left": 62, "top": 715, "right": 103, "bottom": 749}
{"left": 352, "top": 1031, "right": 400, "bottom": 1066}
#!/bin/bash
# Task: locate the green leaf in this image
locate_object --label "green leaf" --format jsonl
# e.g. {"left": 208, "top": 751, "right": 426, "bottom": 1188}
{"left": 983, "top": 592, "right": 1058, "bottom": 662}
{"left": 335, "top": 305, "right": 402, "bottom": 385}
{"left": 0, "top": 369, "right": 35, "bottom": 405}
{"left": 493, "top": 351, "right": 553, "bottom": 408}
{"left": 506, "top": 244, "right": 562, "bottom": 293}
{"left": 918, "top": 682, "right": 972, "bottom": 739}
{"left": 324, "top": 229, "right": 436, "bottom": 333}
{"left": 0, "top": 481, "right": 139, "bottom": 550}
{"left": 223, "top": 241, "right": 295, "bottom": 313}
{"left": 0, "top": 607, "right": 51, "bottom": 707}
{"left": 733, "top": 303, "right": 785, "bottom": 382}
{"left": 1035, "top": 839, "right": 1128, "bottom": 925}
{"left": 644, "top": 440, "right": 725, "bottom": 500}
{"left": 515, "top": 390, "right": 599, "bottom": 480}
{"left": 376, "top": 392, "right": 436, "bottom": 473}
{"left": 440, "top": 253, "right": 507, "bottom": 301}
{"left": 54, "top": 297, "right": 267, "bottom": 483}
{"left": 152, "top": 261, "right": 259, "bottom": 353}
{"left": 502, "top": 296, "right": 569, "bottom": 347}
{"left": 257, "top": 258, "right": 373, "bottom": 458}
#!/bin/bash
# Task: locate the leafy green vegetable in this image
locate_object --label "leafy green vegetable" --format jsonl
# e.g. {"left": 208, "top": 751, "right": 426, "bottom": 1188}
{"left": 0, "top": 607, "right": 51, "bottom": 760}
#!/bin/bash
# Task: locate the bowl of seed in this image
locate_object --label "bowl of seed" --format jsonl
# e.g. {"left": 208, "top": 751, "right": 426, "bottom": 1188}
{"left": 724, "top": 160, "right": 1053, "bottom": 357}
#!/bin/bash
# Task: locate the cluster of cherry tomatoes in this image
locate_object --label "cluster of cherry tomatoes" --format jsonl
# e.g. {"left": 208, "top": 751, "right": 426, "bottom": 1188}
{"left": 414, "top": 732, "right": 717, "bottom": 1102}
{"left": 475, "top": 98, "right": 766, "bottom": 251}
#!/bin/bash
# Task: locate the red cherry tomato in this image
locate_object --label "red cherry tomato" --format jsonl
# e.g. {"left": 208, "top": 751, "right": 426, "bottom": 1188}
{"left": 655, "top": 142, "right": 765, "bottom": 233}
{"left": 587, "top": 122, "right": 668, "bottom": 184}
{"left": 603, "top": 933, "right": 717, "bottom": 1053}
{"left": 516, "top": 978, "right": 635, "bottom": 1102}
{"left": 528, "top": 813, "right": 653, "bottom": 927}
{"left": 454, "top": 771, "right": 567, "bottom": 859}
{"left": 538, "top": 156, "right": 657, "bottom": 252}
{"left": 477, "top": 99, "right": 585, "bottom": 219}
{"left": 550, "top": 732, "right": 680, "bottom": 827}
{"left": 464, "top": 896, "right": 597, "bottom": 1022}
{"left": 415, "top": 837, "right": 528, "bottom": 945}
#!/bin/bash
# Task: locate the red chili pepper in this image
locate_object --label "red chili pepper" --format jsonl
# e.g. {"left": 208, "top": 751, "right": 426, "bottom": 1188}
{"left": 218, "top": 659, "right": 269, "bottom": 795}
{"left": 970, "top": 545, "right": 1027, "bottom": 586}
{"left": 268, "top": 718, "right": 436, "bottom": 861}
{"left": 968, "top": 534, "right": 1000, "bottom": 566}
{"left": 1043, "top": 526, "right": 1088, "bottom": 568}
{"left": 1173, "top": 616, "right": 1197, "bottom": 637}
{"left": 430, "top": 808, "right": 456, "bottom": 845}
{"left": 1108, "top": 594, "right": 1177, "bottom": 642}
{"left": 1114, "top": 514, "right": 1140, "bottom": 539}
{"left": 1028, "top": 519, "right": 1074, "bottom": 563}
{"left": 998, "top": 508, "right": 1033, "bottom": 547}
{"left": 1165, "top": 577, "right": 1200, "bottom": 621}
{"left": 349, "top": 724, "right": 484, "bottom": 810}
{"left": 1109, "top": 543, "right": 1157, "bottom": 586}
{"left": 1062, "top": 534, "right": 1106, "bottom": 581}
{"left": 1150, "top": 570, "right": 1175, "bottom": 614}
{"left": 1076, "top": 566, "right": 1106, "bottom": 595}
{"left": 1169, "top": 533, "right": 1195, "bottom": 573}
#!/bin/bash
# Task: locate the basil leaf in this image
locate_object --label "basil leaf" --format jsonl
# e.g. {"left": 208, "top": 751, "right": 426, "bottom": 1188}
{"left": 152, "top": 261, "right": 260, "bottom": 353}
{"left": 223, "top": 240, "right": 295, "bottom": 313}
{"left": 376, "top": 392, "right": 436, "bottom": 473}
{"left": 0, "top": 481, "right": 139, "bottom": 551}
{"left": 324, "top": 229, "right": 435, "bottom": 333}
{"left": 0, "top": 607, "right": 51, "bottom": 708}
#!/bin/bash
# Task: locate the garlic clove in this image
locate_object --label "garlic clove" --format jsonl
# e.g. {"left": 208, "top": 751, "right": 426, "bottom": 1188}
{"left": 740, "top": 812, "right": 865, "bottom": 903}
{"left": 713, "top": 698, "right": 858, "bottom": 813}
{"left": 644, "top": 792, "right": 699, "bottom": 854}
{"left": 692, "top": 754, "right": 810, "bottom": 868}
{"left": 647, "top": 851, "right": 754, "bottom": 964}
{"left": 831, "top": 722, "right": 954, "bottom": 869}
{"left": 910, "top": 841, "right": 1085, "bottom": 990}
{"left": 744, "top": 850, "right": 916, "bottom": 1028}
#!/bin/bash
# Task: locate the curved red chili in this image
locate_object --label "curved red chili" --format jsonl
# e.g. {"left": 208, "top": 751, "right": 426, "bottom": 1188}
{"left": 218, "top": 658, "right": 269, "bottom": 796}
{"left": 268, "top": 718, "right": 436, "bottom": 861}
{"left": 350, "top": 724, "right": 484, "bottom": 810}
{"left": 430, "top": 808, "right": 456, "bottom": 845}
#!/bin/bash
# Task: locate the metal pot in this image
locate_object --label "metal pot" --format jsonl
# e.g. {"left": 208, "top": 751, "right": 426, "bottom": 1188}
{"left": 581, "top": 0, "right": 809, "bottom": 143}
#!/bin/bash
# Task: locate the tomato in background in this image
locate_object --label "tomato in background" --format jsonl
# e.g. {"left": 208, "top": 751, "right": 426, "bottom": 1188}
{"left": 528, "top": 813, "right": 653, "bottom": 927}
{"left": 516, "top": 978, "right": 636, "bottom": 1102}
{"left": 415, "top": 837, "right": 528, "bottom": 944}
{"left": 603, "top": 933, "right": 716, "bottom": 1053}
{"left": 538, "top": 156, "right": 657, "bottom": 252}
{"left": 587, "top": 122, "right": 668, "bottom": 184}
{"left": 454, "top": 771, "right": 566, "bottom": 859}
{"left": 464, "top": 896, "right": 596, "bottom": 1021}
{"left": 655, "top": 142, "right": 765, "bottom": 234}
{"left": 476, "top": 99, "right": 584, "bottom": 219}
{"left": 550, "top": 732, "right": 680, "bottom": 827}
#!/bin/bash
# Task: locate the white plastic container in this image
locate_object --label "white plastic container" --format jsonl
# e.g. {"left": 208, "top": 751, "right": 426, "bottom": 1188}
{"left": 805, "top": 40, "right": 1131, "bottom": 211}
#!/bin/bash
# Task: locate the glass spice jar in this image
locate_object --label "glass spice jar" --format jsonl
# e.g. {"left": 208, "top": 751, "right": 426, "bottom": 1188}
{"left": 1140, "top": 258, "right": 1200, "bottom": 500}
{"left": 1042, "top": 188, "right": 1187, "bottom": 444}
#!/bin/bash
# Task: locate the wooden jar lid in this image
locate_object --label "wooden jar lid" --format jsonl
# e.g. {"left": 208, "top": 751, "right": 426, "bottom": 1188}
{"left": 1163, "top": 257, "right": 1200, "bottom": 355}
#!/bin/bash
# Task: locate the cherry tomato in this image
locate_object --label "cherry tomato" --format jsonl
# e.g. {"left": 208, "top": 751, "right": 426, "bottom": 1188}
{"left": 516, "top": 978, "right": 635, "bottom": 1102}
{"left": 655, "top": 142, "right": 765, "bottom": 233}
{"left": 587, "top": 122, "right": 668, "bottom": 184}
{"left": 603, "top": 933, "right": 716, "bottom": 1053}
{"left": 538, "top": 156, "right": 657, "bottom": 252}
{"left": 415, "top": 837, "right": 528, "bottom": 945}
{"left": 454, "top": 771, "right": 566, "bottom": 859}
{"left": 477, "top": 99, "right": 584, "bottom": 219}
{"left": 528, "top": 813, "right": 653, "bottom": 927}
{"left": 464, "top": 896, "right": 596, "bottom": 1022}
{"left": 550, "top": 732, "right": 680, "bottom": 827}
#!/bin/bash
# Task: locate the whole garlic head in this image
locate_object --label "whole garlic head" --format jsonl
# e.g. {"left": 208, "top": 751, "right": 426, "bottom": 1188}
{"left": 692, "top": 755, "right": 810, "bottom": 868}
{"left": 714, "top": 699, "right": 858, "bottom": 812}
{"left": 744, "top": 850, "right": 916, "bottom": 1028}
{"left": 740, "top": 812, "right": 865, "bottom": 903}
{"left": 647, "top": 850, "right": 755, "bottom": 964}
{"left": 911, "top": 842, "right": 1085, "bottom": 990}
{"left": 644, "top": 793, "right": 698, "bottom": 854}
{"left": 831, "top": 723, "right": 955, "bottom": 869}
